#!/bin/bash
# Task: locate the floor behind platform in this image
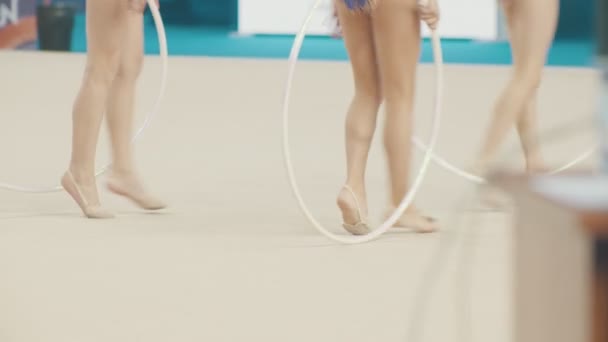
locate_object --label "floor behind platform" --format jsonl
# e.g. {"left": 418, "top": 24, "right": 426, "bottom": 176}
{"left": 0, "top": 51, "right": 598, "bottom": 342}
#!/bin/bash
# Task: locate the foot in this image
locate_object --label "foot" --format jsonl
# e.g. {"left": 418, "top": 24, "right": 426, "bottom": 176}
{"left": 385, "top": 207, "right": 439, "bottom": 233}
{"left": 106, "top": 171, "right": 166, "bottom": 211}
{"left": 526, "top": 159, "right": 549, "bottom": 175}
{"left": 61, "top": 170, "right": 114, "bottom": 219}
{"left": 337, "top": 185, "right": 370, "bottom": 235}
{"left": 471, "top": 157, "right": 549, "bottom": 178}
{"left": 467, "top": 158, "right": 546, "bottom": 211}
{"left": 466, "top": 161, "right": 508, "bottom": 211}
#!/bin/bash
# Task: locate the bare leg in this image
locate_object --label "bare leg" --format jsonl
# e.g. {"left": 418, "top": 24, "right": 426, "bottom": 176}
{"left": 62, "top": 0, "right": 124, "bottom": 218}
{"left": 516, "top": 95, "right": 547, "bottom": 172}
{"left": 335, "top": 0, "right": 382, "bottom": 233}
{"left": 107, "top": 8, "right": 142, "bottom": 176}
{"left": 372, "top": 0, "right": 437, "bottom": 232}
{"left": 105, "top": 4, "right": 166, "bottom": 210}
{"left": 502, "top": 1, "right": 550, "bottom": 173}
{"left": 473, "top": 0, "right": 558, "bottom": 173}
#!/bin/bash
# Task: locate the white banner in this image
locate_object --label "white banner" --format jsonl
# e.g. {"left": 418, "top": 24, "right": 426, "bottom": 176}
{"left": 238, "top": 0, "right": 498, "bottom": 40}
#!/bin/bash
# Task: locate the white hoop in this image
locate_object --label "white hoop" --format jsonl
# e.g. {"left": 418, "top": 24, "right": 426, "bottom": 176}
{"left": 411, "top": 138, "right": 597, "bottom": 185}
{"left": 0, "top": 0, "right": 168, "bottom": 193}
{"left": 282, "top": 0, "right": 445, "bottom": 244}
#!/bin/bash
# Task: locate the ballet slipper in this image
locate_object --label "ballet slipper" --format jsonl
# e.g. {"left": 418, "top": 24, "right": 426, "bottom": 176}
{"left": 337, "top": 185, "right": 370, "bottom": 236}
{"left": 61, "top": 170, "right": 114, "bottom": 219}
{"left": 384, "top": 208, "right": 439, "bottom": 233}
{"left": 106, "top": 173, "right": 166, "bottom": 211}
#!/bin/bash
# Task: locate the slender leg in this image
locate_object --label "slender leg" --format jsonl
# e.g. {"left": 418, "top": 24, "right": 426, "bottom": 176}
{"left": 501, "top": 0, "right": 550, "bottom": 173}
{"left": 334, "top": 0, "right": 382, "bottom": 232}
{"left": 62, "top": 0, "right": 124, "bottom": 218}
{"left": 372, "top": 0, "right": 438, "bottom": 231}
{"left": 105, "top": 4, "right": 166, "bottom": 210}
{"left": 473, "top": 0, "right": 558, "bottom": 174}
{"left": 106, "top": 9, "right": 143, "bottom": 176}
{"left": 516, "top": 95, "right": 547, "bottom": 172}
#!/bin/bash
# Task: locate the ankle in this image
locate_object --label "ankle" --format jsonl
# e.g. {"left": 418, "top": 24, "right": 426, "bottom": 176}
{"left": 109, "top": 166, "right": 137, "bottom": 179}
{"left": 68, "top": 164, "right": 96, "bottom": 184}
{"left": 338, "top": 186, "right": 368, "bottom": 218}
{"left": 344, "top": 182, "right": 366, "bottom": 199}
{"left": 389, "top": 184, "right": 411, "bottom": 208}
{"left": 107, "top": 169, "right": 149, "bottom": 194}
{"left": 390, "top": 197, "right": 418, "bottom": 211}
{"left": 526, "top": 157, "right": 546, "bottom": 173}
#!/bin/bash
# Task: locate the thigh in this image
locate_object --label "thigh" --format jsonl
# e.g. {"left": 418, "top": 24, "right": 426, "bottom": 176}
{"left": 84, "top": 0, "right": 126, "bottom": 72}
{"left": 117, "top": 11, "right": 144, "bottom": 77}
{"left": 335, "top": 0, "right": 380, "bottom": 94}
{"left": 370, "top": 0, "right": 420, "bottom": 99}
{"left": 502, "top": 0, "right": 558, "bottom": 73}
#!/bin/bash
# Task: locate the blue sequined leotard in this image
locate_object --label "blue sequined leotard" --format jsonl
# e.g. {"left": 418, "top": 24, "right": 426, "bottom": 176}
{"left": 344, "top": 0, "right": 376, "bottom": 11}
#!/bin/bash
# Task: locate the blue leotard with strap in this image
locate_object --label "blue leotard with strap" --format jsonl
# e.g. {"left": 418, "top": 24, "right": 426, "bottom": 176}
{"left": 344, "top": 0, "right": 373, "bottom": 10}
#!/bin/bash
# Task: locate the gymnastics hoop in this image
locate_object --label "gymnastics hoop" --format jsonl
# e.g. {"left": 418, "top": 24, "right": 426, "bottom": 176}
{"left": 0, "top": 0, "right": 168, "bottom": 193}
{"left": 282, "top": 0, "right": 444, "bottom": 244}
{"left": 411, "top": 139, "right": 597, "bottom": 185}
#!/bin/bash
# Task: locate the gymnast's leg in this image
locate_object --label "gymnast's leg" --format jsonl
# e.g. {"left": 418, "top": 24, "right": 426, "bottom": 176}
{"left": 334, "top": 0, "right": 382, "bottom": 235}
{"left": 503, "top": 0, "right": 554, "bottom": 173}
{"left": 372, "top": 0, "right": 438, "bottom": 232}
{"left": 105, "top": 0, "right": 166, "bottom": 210}
{"left": 61, "top": 0, "right": 124, "bottom": 218}
{"left": 473, "top": 0, "right": 558, "bottom": 174}
{"left": 516, "top": 96, "right": 547, "bottom": 172}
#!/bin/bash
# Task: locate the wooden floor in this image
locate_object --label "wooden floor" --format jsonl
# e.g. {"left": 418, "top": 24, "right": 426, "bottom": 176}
{"left": 0, "top": 51, "right": 598, "bottom": 342}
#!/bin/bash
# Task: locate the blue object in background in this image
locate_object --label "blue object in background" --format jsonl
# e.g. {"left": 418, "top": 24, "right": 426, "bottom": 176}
{"left": 51, "top": 0, "right": 85, "bottom": 11}
{"left": 556, "top": 0, "right": 594, "bottom": 40}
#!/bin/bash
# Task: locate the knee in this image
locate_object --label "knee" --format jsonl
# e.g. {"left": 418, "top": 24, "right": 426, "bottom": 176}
{"left": 496, "top": 69, "right": 541, "bottom": 112}
{"left": 513, "top": 66, "right": 543, "bottom": 92}
{"left": 353, "top": 76, "right": 382, "bottom": 107}
{"left": 345, "top": 112, "right": 377, "bottom": 141}
{"left": 382, "top": 78, "right": 415, "bottom": 106}
{"left": 520, "top": 73, "right": 541, "bottom": 93}
{"left": 84, "top": 50, "right": 121, "bottom": 89}
{"left": 116, "top": 52, "right": 144, "bottom": 82}
{"left": 352, "top": 70, "right": 382, "bottom": 108}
